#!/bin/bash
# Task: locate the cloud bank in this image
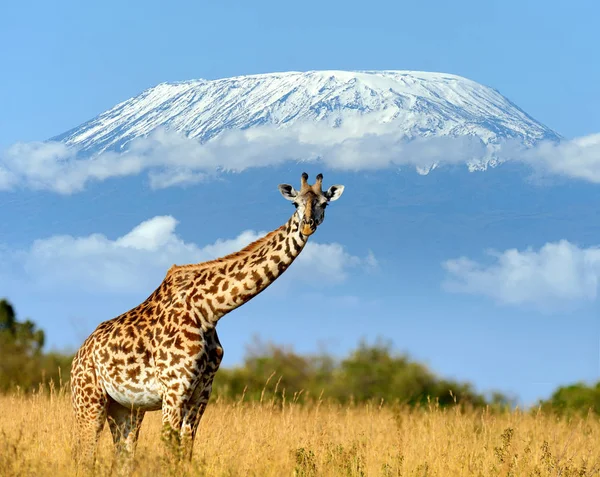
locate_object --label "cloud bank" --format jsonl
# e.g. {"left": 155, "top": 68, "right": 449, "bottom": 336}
{"left": 1, "top": 121, "right": 599, "bottom": 194}
{"left": 7, "top": 215, "right": 374, "bottom": 293}
{"left": 442, "top": 240, "right": 600, "bottom": 307}
{"left": 520, "top": 133, "right": 600, "bottom": 184}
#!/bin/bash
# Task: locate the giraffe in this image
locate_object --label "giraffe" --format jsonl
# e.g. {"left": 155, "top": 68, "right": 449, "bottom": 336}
{"left": 70, "top": 172, "right": 345, "bottom": 469}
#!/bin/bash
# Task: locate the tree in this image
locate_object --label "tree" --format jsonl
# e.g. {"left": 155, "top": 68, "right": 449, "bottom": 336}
{"left": 0, "top": 299, "right": 16, "bottom": 333}
{"left": 0, "top": 298, "right": 55, "bottom": 392}
{"left": 329, "top": 338, "right": 488, "bottom": 407}
{"left": 0, "top": 298, "right": 45, "bottom": 353}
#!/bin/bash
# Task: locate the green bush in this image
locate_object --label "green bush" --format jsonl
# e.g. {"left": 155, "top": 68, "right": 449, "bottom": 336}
{"left": 538, "top": 382, "right": 600, "bottom": 417}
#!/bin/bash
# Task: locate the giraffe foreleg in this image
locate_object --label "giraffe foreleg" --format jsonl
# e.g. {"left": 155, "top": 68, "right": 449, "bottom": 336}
{"left": 179, "top": 330, "right": 222, "bottom": 461}
{"left": 160, "top": 391, "right": 186, "bottom": 461}
{"left": 180, "top": 379, "right": 215, "bottom": 461}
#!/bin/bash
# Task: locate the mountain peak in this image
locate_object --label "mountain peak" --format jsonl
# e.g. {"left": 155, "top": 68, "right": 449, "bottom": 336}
{"left": 52, "top": 69, "right": 560, "bottom": 162}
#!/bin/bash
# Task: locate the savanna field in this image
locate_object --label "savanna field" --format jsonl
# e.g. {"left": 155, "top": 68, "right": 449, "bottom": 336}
{"left": 1, "top": 385, "right": 599, "bottom": 477}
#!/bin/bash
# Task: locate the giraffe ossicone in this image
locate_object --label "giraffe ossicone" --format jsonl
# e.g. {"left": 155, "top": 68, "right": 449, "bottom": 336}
{"left": 70, "top": 172, "right": 345, "bottom": 469}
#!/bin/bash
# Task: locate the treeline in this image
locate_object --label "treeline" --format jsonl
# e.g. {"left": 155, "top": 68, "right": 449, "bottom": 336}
{"left": 1, "top": 298, "right": 599, "bottom": 415}
{"left": 211, "top": 338, "right": 512, "bottom": 409}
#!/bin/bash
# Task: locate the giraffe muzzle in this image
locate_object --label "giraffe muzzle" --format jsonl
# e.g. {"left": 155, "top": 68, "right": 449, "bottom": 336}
{"left": 301, "top": 218, "right": 316, "bottom": 236}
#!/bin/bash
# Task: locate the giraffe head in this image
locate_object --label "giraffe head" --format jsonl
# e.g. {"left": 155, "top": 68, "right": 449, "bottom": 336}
{"left": 278, "top": 172, "right": 345, "bottom": 236}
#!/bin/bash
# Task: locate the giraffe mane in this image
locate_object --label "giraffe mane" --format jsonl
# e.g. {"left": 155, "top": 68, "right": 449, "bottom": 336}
{"left": 166, "top": 225, "right": 285, "bottom": 276}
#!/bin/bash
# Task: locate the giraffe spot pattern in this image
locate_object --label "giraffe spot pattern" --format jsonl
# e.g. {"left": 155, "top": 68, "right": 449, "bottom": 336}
{"left": 70, "top": 208, "right": 313, "bottom": 467}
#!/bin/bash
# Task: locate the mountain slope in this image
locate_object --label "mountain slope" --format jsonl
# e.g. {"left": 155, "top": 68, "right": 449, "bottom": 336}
{"left": 52, "top": 70, "right": 560, "bottom": 158}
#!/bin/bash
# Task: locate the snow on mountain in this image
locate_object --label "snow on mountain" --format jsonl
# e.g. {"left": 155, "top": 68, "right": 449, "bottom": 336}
{"left": 52, "top": 70, "right": 560, "bottom": 170}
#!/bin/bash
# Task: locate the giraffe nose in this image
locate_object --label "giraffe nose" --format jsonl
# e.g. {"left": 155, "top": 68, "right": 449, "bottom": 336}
{"left": 301, "top": 218, "right": 316, "bottom": 236}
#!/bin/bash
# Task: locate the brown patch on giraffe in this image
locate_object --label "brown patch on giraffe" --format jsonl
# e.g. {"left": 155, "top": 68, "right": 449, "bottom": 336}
{"left": 206, "top": 284, "right": 219, "bottom": 295}
{"left": 197, "top": 305, "right": 208, "bottom": 320}
{"left": 123, "top": 383, "right": 144, "bottom": 393}
{"left": 125, "top": 326, "right": 136, "bottom": 339}
{"left": 181, "top": 329, "right": 201, "bottom": 342}
{"left": 284, "top": 240, "right": 292, "bottom": 258}
{"left": 142, "top": 350, "right": 152, "bottom": 367}
{"left": 163, "top": 338, "right": 174, "bottom": 348}
{"left": 187, "top": 343, "right": 202, "bottom": 355}
{"left": 242, "top": 293, "right": 254, "bottom": 303}
{"left": 111, "top": 358, "right": 125, "bottom": 368}
{"left": 205, "top": 299, "right": 216, "bottom": 314}
{"left": 263, "top": 265, "right": 276, "bottom": 282}
{"left": 173, "top": 335, "right": 184, "bottom": 350}
{"left": 180, "top": 312, "right": 195, "bottom": 327}
{"left": 251, "top": 270, "right": 263, "bottom": 289}
{"left": 135, "top": 338, "right": 145, "bottom": 354}
{"left": 126, "top": 366, "right": 141, "bottom": 380}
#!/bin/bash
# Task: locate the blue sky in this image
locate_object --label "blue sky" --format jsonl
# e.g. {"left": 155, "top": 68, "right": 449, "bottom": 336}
{"left": 1, "top": 0, "right": 600, "bottom": 406}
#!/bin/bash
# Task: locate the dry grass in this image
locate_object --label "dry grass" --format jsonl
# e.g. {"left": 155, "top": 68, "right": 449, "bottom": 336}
{"left": 1, "top": 386, "right": 599, "bottom": 477}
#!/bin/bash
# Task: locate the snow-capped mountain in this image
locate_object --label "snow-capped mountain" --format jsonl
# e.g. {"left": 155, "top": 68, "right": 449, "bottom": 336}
{"left": 53, "top": 70, "right": 560, "bottom": 164}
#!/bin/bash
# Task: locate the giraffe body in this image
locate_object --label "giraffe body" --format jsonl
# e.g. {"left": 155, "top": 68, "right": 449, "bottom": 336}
{"left": 70, "top": 173, "right": 345, "bottom": 468}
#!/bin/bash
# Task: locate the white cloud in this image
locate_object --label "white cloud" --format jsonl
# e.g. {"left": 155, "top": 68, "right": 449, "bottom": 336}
{"left": 9, "top": 216, "right": 373, "bottom": 293}
{"left": 147, "top": 168, "right": 210, "bottom": 189}
{"left": 442, "top": 240, "right": 600, "bottom": 307}
{"left": 0, "top": 140, "right": 145, "bottom": 193}
{"left": 2, "top": 123, "right": 600, "bottom": 193}
{"left": 520, "top": 133, "right": 600, "bottom": 184}
{"left": 0, "top": 169, "right": 15, "bottom": 190}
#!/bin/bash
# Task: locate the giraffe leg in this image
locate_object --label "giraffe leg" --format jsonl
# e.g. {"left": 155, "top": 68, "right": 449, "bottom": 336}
{"left": 180, "top": 330, "right": 222, "bottom": 462}
{"left": 107, "top": 400, "right": 145, "bottom": 474}
{"left": 180, "top": 380, "right": 214, "bottom": 461}
{"left": 161, "top": 395, "right": 185, "bottom": 461}
{"left": 70, "top": 354, "right": 109, "bottom": 472}
{"left": 72, "top": 403, "right": 108, "bottom": 473}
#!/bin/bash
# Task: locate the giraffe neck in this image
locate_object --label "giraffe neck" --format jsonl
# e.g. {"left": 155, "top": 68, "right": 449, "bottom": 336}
{"left": 169, "top": 213, "right": 308, "bottom": 328}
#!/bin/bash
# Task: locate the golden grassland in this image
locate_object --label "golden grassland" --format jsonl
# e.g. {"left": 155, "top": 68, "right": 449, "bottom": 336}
{"left": 1, "top": 386, "right": 599, "bottom": 477}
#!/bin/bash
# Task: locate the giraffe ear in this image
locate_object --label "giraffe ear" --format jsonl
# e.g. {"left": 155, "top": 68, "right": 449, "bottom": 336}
{"left": 325, "top": 184, "right": 345, "bottom": 201}
{"left": 278, "top": 184, "right": 298, "bottom": 201}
